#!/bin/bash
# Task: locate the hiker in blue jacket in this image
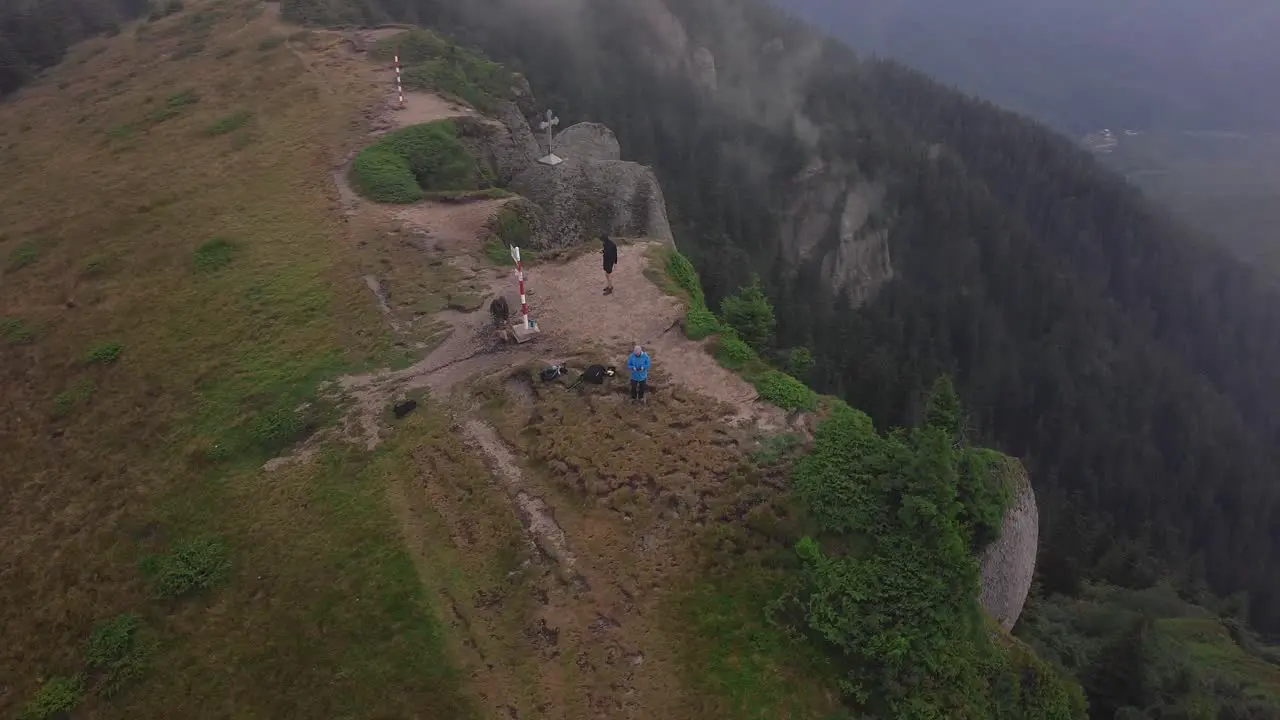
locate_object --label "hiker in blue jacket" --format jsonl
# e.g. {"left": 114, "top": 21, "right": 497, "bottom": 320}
{"left": 627, "top": 344, "right": 650, "bottom": 403}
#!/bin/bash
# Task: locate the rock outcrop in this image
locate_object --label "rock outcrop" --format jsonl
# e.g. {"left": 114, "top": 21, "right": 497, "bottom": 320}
{"left": 779, "top": 158, "right": 894, "bottom": 307}
{"left": 507, "top": 122, "right": 673, "bottom": 248}
{"left": 453, "top": 103, "right": 540, "bottom": 187}
{"left": 979, "top": 458, "right": 1040, "bottom": 631}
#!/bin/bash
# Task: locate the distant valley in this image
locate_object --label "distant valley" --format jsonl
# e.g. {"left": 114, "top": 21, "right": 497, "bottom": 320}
{"left": 1084, "top": 129, "right": 1280, "bottom": 275}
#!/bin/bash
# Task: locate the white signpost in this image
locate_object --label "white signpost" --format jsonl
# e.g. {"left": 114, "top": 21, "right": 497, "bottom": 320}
{"left": 508, "top": 245, "right": 539, "bottom": 342}
{"left": 537, "top": 109, "right": 564, "bottom": 166}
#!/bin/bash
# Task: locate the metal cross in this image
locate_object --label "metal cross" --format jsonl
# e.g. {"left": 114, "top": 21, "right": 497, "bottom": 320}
{"left": 539, "top": 109, "right": 560, "bottom": 157}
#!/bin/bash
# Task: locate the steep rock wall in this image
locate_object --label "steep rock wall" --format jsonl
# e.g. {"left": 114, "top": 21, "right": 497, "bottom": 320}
{"left": 979, "top": 458, "right": 1040, "bottom": 631}
{"left": 779, "top": 158, "right": 894, "bottom": 307}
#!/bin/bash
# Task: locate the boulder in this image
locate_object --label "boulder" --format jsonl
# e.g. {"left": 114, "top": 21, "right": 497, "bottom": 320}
{"left": 507, "top": 122, "right": 673, "bottom": 249}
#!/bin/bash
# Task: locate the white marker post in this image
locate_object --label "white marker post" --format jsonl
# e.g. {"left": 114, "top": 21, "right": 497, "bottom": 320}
{"left": 508, "top": 244, "right": 540, "bottom": 343}
{"left": 511, "top": 245, "right": 529, "bottom": 329}
{"left": 394, "top": 51, "right": 404, "bottom": 108}
{"left": 537, "top": 109, "right": 563, "bottom": 166}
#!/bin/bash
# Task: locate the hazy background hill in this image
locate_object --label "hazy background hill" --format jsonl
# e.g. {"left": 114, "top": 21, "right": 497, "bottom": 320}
{"left": 774, "top": 0, "right": 1280, "bottom": 135}
{"left": 775, "top": 0, "right": 1280, "bottom": 275}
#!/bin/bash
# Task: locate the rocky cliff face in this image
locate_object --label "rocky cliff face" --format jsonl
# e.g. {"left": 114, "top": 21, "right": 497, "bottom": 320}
{"left": 779, "top": 158, "right": 894, "bottom": 307}
{"left": 507, "top": 122, "right": 673, "bottom": 248}
{"left": 979, "top": 458, "right": 1040, "bottom": 631}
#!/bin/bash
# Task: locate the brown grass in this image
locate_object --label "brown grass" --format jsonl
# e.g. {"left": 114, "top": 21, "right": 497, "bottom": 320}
{"left": 0, "top": 2, "right": 484, "bottom": 717}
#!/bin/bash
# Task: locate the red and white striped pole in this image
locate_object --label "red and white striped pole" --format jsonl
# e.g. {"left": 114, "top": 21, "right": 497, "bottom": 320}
{"left": 393, "top": 51, "right": 404, "bottom": 107}
{"left": 512, "top": 246, "right": 529, "bottom": 329}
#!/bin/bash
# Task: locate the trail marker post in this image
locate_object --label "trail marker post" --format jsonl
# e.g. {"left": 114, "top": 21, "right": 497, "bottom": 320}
{"left": 537, "top": 109, "right": 563, "bottom": 166}
{"left": 509, "top": 245, "right": 540, "bottom": 342}
{"left": 394, "top": 50, "right": 404, "bottom": 108}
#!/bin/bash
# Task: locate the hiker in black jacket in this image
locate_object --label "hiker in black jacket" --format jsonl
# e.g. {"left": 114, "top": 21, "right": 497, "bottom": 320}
{"left": 601, "top": 234, "right": 618, "bottom": 295}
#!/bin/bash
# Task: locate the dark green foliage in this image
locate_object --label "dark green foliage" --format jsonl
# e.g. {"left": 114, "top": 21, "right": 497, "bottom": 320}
{"left": 19, "top": 675, "right": 83, "bottom": 720}
{"left": 86, "top": 613, "right": 152, "bottom": 697}
{"left": 138, "top": 536, "right": 231, "bottom": 599}
{"left": 1, "top": 317, "right": 36, "bottom": 345}
{"left": 752, "top": 371, "right": 817, "bottom": 411}
{"left": 719, "top": 274, "right": 775, "bottom": 351}
{"left": 204, "top": 109, "right": 252, "bottom": 136}
{"left": 784, "top": 403, "right": 1082, "bottom": 717}
{"left": 87, "top": 341, "right": 124, "bottom": 365}
{"left": 350, "top": 121, "right": 481, "bottom": 204}
{"left": 194, "top": 238, "right": 235, "bottom": 272}
{"left": 712, "top": 333, "right": 755, "bottom": 371}
{"left": 923, "top": 375, "right": 964, "bottom": 439}
{"left": 52, "top": 379, "right": 95, "bottom": 418}
{"left": 664, "top": 250, "right": 705, "bottom": 307}
{"left": 247, "top": 405, "right": 306, "bottom": 453}
{"left": 491, "top": 206, "right": 530, "bottom": 247}
{"left": 257, "top": 35, "right": 284, "bottom": 51}
{"left": 784, "top": 346, "right": 814, "bottom": 379}
{"left": 683, "top": 306, "right": 721, "bottom": 340}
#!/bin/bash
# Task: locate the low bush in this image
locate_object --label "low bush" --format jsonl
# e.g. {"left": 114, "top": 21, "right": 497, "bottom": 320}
{"left": 194, "top": 237, "right": 234, "bottom": 272}
{"left": 87, "top": 341, "right": 124, "bottom": 365}
{"left": 52, "top": 379, "right": 95, "bottom": 418}
{"left": 350, "top": 121, "right": 481, "bottom": 204}
{"left": 19, "top": 675, "right": 83, "bottom": 720}
{"left": 664, "top": 250, "right": 704, "bottom": 307}
{"left": 752, "top": 370, "right": 817, "bottom": 411}
{"left": 1, "top": 317, "right": 36, "bottom": 345}
{"left": 138, "top": 536, "right": 231, "bottom": 599}
{"left": 683, "top": 306, "right": 721, "bottom": 340}
{"left": 86, "top": 614, "right": 152, "bottom": 697}
{"left": 713, "top": 333, "right": 756, "bottom": 371}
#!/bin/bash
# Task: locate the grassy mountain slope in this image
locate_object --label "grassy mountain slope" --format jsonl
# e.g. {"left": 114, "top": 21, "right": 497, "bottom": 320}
{"left": 0, "top": 6, "right": 481, "bottom": 717}
{"left": 0, "top": 5, "right": 1081, "bottom": 717}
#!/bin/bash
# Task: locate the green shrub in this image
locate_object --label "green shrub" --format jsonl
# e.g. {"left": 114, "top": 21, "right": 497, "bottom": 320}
{"left": 194, "top": 237, "right": 234, "bottom": 272}
{"left": 138, "top": 536, "right": 231, "bottom": 599}
{"left": 204, "top": 109, "right": 252, "bottom": 136}
{"left": 7, "top": 240, "right": 39, "bottom": 270}
{"left": 53, "top": 379, "right": 95, "bottom": 418}
{"left": 19, "top": 675, "right": 83, "bottom": 720}
{"left": 492, "top": 206, "right": 530, "bottom": 247}
{"left": 1, "top": 317, "right": 35, "bottom": 345}
{"left": 257, "top": 35, "right": 284, "bottom": 51}
{"left": 350, "top": 121, "right": 480, "bottom": 204}
{"left": 247, "top": 405, "right": 306, "bottom": 453}
{"left": 87, "top": 341, "right": 124, "bottom": 365}
{"left": 665, "top": 250, "right": 704, "bottom": 307}
{"left": 86, "top": 614, "right": 152, "bottom": 697}
{"left": 483, "top": 236, "right": 512, "bottom": 266}
{"left": 720, "top": 274, "right": 776, "bottom": 351}
{"left": 713, "top": 333, "right": 756, "bottom": 371}
{"left": 683, "top": 306, "right": 721, "bottom": 340}
{"left": 752, "top": 370, "right": 817, "bottom": 411}
{"left": 781, "top": 400, "right": 1079, "bottom": 718}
